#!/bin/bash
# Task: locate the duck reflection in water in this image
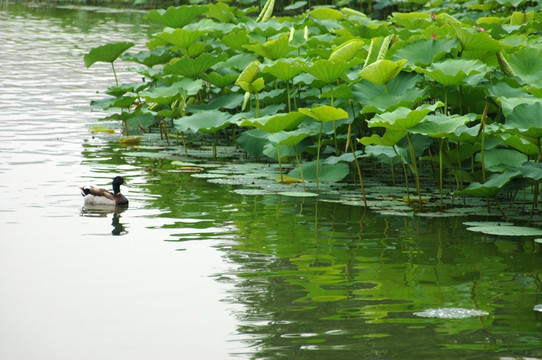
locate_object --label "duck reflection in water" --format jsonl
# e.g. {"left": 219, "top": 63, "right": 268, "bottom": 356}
{"left": 80, "top": 205, "right": 129, "bottom": 236}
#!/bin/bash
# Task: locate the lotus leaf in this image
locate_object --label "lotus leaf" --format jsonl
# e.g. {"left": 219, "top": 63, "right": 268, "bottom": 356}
{"left": 141, "top": 79, "right": 204, "bottom": 105}
{"left": 122, "top": 48, "right": 174, "bottom": 67}
{"left": 244, "top": 35, "right": 295, "bottom": 61}
{"left": 505, "top": 102, "right": 542, "bottom": 139}
{"left": 174, "top": 110, "right": 233, "bottom": 133}
{"left": 507, "top": 47, "right": 542, "bottom": 86}
{"left": 500, "top": 133, "right": 540, "bottom": 155}
{"left": 520, "top": 161, "right": 542, "bottom": 181}
{"left": 305, "top": 59, "right": 359, "bottom": 84}
{"left": 390, "top": 38, "right": 459, "bottom": 67}
{"left": 391, "top": 12, "right": 432, "bottom": 30}
{"left": 359, "top": 130, "right": 406, "bottom": 147}
{"left": 328, "top": 39, "right": 364, "bottom": 63}
{"left": 475, "top": 148, "right": 527, "bottom": 172}
{"left": 164, "top": 53, "right": 228, "bottom": 77}
{"left": 410, "top": 113, "right": 474, "bottom": 138}
{"left": 467, "top": 225, "right": 542, "bottom": 236}
{"left": 156, "top": 28, "right": 203, "bottom": 49}
{"left": 358, "top": 59, "right": 407, "bottom": 86}
{"left": 205, "top": 2, "right": 236, "bottom": 23}
{"left": 368, "top": 102, "right": 442, "bottom": 131}
{"left": 455, "top": 170, "right": 521, "bottom": 197}
{"left": 146, "top": 5, "right": 208, "bottom": 28}
{"left": 236, "top": 129, "right": 269, "bottom": 157}
{"left": 288, "top": 160, "right": 349, "bottom": 182}
{"left": 278, "top": 191, "right": 318, "bottom": 197}
{"left": 201, "top": 71, "right": 238, "bottom": 89}
{"left": 267, "top": 129, "right": 314, "bottom": 146}
{"left": 240, "top": 112, "right": 306, "bottom": 133}
{"left": 298, "top": 105, "right": 348, "bottom": 122}
{"left": 84, "top": 41, "right": 134, "bottom": 68}
{"left": 453, "top": 26, "right": 503, "bottom": 54}
{"left": 263, "top": 59, "right": 303, "bottom": 81}
{"left": 418, "top": 58, "right": 490, "bottom": 86}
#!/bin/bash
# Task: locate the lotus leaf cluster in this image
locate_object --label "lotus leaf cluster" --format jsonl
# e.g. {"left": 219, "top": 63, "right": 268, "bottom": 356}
{"left": 85, "top": 0, "right": 542, "bottom": 216}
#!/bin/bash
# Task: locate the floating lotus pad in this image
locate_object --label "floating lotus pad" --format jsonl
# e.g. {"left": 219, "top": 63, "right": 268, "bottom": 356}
{"left": 466, "top": 225, "right": 542, "bottom": 237}
{"left": 278, "top": 191, "right": 319, "bottom": 197}
{"left": 463, "top": 221, "right": 514, "bottom": 227}
{"left": 413, "top": 308, "right": 489, "bottom": 319}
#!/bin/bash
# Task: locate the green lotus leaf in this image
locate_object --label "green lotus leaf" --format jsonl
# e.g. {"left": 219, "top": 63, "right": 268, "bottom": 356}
{"left": 359, "top": 59, "right": 407, "bottom": 86}
{"left": 391, "top": 12, "right": 432, "bottom": 30}
{"left": 205, "top": 2, "right": 236, "bottom": 23}
{"left": 475, "top": 148, "right": 528, "bottom": 172}
{"left": 163, "top": 53, "right": 227, "bottom": 78}
{"left": 267, "top": 128, "right": 314, "bottom": 146}
{"left": 240, "top": 112, "right": 306, "bottom": 133}
{"left": 156, "top": 28, "right": 203, "bottom": 49}
{"left": 146, "top": 5, "right": 208, "bottom": 28}
{"left": 507, "top": 47, "right": 542, "bottom": 86}
{"left": 505, "top": 102, "right": 542, "bottom": 139}
{"left": 367, "top": 102, "right": 442, "bottom": 131}
{"left": 499, "top": 97, "right": 541, "bottom": 116}
{"left": 359, "top": 129, "right": 406, "bottom": 147}
{"left": 455, "top": 170, "right": 521, "bottom": 197}
{"left": 353, "top": 73, "right": 429, "bottom": 114}
{"left": 174, "top": 110, "right": 233, "bottom": 134}
{"left": 141, "top": 79, "right": 204, "bottom": 105}
{"left": 288, "top": 160, "right": 349, "bottom": 182}
{"left": 305, "top": 59, "right": 359, "bottom": 84}
{"left": 263, "top": 58, "right": 303, "bottom": 81}
{"left": 220, "top": 29, "right": 251, "bottom": 52}
{"left": 201, "top": 71, "right": 238, "bottom": 89}
{"left": 125, "top": 109, "right": 156, "bottom": 134}
{"left": 390, "top": 38, "right": 459, "bottom": 67}
{"left": 90, "top": 95, "right": 137, "bottom": 109}
{"left": 298, "top": 105, "right": 349, "bottom": 122}
{"left": 520, "top": 161, "right": 542, "bottom": 181}
{"left": 452, "top": 26, "right": 502, "bottom": 54}
{"left": 409, "top": 113, "right": 474, "bottom": 138}
{"left": 328, "top": 39, "right": 364, "bottom": 63}
{"left": 311, "top": 7, "right": 343, "bottom": 20}
{"left": 244, "top": 34, "right": 295, "bottom": 60}
{"left": 278, "top": 191, "right": 319, "bottom": 197}
{"left": 467, "top": 225, "right": 542, "bottom": 237}
{"left": 500, "top": 133, "right": 540, "bottom": 155}
{"left": 84, "top": 41, "right": 134, "bottom": 68}
{"left": 236, "top": 129, "right": 269, "bottom": 157}
{"left": 122, "top": 48, "right": 174, "bottom": 67}
{"left": 418, "top": 58, "right": 490, "bottom": 86}
{"left": 236, "top": 60, "right": 261, "bottom": 85}
{"left": 247, "top": 19, "right": 290, "bottom": 38}
{"left": 446, "top": 124, "right": 480, "bottom": 143}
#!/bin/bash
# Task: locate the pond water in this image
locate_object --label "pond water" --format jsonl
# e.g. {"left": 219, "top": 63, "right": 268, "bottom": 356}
{"left": 0, "top": 5, "right": 541, "bottom": 360}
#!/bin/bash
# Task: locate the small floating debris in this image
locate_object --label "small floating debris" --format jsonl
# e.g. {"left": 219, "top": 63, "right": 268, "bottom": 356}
{"left": 119, "top": 136, "right": 141, "bottom": 145}
{"left": 89, "top": 126, "right": 115, "bottom": 134}
{"left": 413, "top": 307, "right": 489, "bottom": 319}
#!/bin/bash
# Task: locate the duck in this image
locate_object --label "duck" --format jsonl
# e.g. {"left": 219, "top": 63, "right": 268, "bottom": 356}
{"left": 80, "top": 176, "right": 129, "bottom": 206}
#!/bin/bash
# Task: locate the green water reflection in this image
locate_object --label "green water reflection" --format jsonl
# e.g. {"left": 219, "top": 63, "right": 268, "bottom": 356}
{"left": 86, "top": 139, "right": 542, "bottom": 359}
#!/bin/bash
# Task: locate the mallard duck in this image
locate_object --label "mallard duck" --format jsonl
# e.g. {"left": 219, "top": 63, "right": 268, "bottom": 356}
{"left": 80, "top": 176, "right": 129, "bottom": 206}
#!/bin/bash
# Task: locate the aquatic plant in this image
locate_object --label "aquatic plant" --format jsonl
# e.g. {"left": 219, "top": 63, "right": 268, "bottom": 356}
{"left": 85, "top": 1, "right": 542, "bottom": 215}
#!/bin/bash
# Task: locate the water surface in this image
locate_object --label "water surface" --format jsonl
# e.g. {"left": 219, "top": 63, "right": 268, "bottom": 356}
{"left": 0, "top": 5, "right": 541, "bottom": 360}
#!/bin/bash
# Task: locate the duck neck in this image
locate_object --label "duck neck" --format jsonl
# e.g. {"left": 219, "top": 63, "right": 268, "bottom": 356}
{"left": 112, "top": 183, "right": 121, "bottom": 195}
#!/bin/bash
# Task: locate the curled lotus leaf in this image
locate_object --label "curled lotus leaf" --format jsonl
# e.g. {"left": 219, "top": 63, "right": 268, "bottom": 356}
{"left": 359, "top": 59, "right": 407, "bottom": 86}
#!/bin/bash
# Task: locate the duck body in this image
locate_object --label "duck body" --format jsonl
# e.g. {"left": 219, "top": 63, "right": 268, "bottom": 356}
{"left": 80, "top": 176, "right": 128, "bottom": 206}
